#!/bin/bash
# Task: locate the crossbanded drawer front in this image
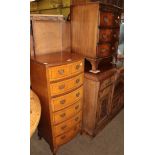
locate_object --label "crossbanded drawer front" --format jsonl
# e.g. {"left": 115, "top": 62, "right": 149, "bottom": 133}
{"left": 52, "top": 100, "right": 82, "bottom": 125}
{"left": 50, "top": 74, "right": 84, "bottom": 96}
{"left": 71, "top": 60, "right": 84, "bottom": 75}
{"left": 99, "top": 29, "right": 119, "bottom": 42}
{"left": 48, "top": 64, "right": 70, "bottom": 81}
{"left": 50, "top": 86, "right": 83, "bottom": 112}
{"left": 48, "top": 60, "right": 84, "bottom": 82}
{"left": 100, "top": 12, "right": 114, "bottom": 27}
{"left": 54, "top": 123, "right": 80, "bottom": 147}
{"left": 53, "top": 111, "right": 82, "bottom": 137}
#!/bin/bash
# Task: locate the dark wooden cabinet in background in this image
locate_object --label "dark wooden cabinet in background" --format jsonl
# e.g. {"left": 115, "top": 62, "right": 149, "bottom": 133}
{"left": 71, "top": 2, "right": 122, "bottom": 72}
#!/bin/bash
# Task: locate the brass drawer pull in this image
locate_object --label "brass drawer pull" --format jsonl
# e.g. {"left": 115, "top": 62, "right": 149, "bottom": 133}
{"left": 76, "top": 64, "right": 80, "bottom": 70}
{"left": 60, "top": 113, "right": 66, "bottom": 118}
{"left": 102, "top": 34, "right": 106, "bottom": 39}
{"left": 101, "top": 49, "right": 107, "bottom": 53}
{"left": 75, "top": 117, "right": 79, "bottom": 122}
{"left": 60, "top": 99, "right": 66, "bottom": 104}
{"left": 103, "top": 17, "right": 108, "bottom": 23}
{"left": 113, "top": 34, "right": 117, "bottom": 38}
{"left": 61, "top": 125, "right": 67, "bottom": 130}
{"left": 61, "top": 135, "right": 66, "bottom": 140}
{"left": 75, "top": 105, "right": 79, "bottom": 110}
{"left": 59, "top": 84, "right": 65, "bottom": 90}
{"left": 76, "top": 92, "right": 80, "bottom": 97}
{"left": 75, "top": 79, "right": 80, "bottom": 84}
{"left": 58, "top": 69, "right": 64, "bottom": 75}
{"left": 112, "top": 47, "right": 115, "bottom": 50}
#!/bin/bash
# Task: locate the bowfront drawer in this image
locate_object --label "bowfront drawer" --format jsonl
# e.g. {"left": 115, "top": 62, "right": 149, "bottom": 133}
{"left": 50, "top": 86, "right": 83, "bottom": 112}
{"left": 99, "top": 29, "right": 120, "bottom": 42}
{"left": 50, "top": 74, "right": 84, "bottom": 96}
{"left": 48, "top": 60, "right": 84, "bottom": 81}
{"left": 52, "top": 100, "right": 82, "bottom": 125}
{"left": 71, "top": 60, "right": 84, "bottom": 75}
{"left": 48, "top": 65, "right": 70, "bottom": 81}
{"left": 54, "top": 123, "right": 80, "bottom": 147}
{"left": 53, "top": 111, "right": 82, "bottom": 137}
{"left": 100, "top": 12, "right": 114, "bottom": 27}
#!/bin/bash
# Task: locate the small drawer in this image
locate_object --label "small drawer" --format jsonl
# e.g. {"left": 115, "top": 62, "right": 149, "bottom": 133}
{"left": 71, "top": 60, "right": 84, "bottom": 75}
{"left": 99, "top": 29, "right": 113, "bottom": 42}
{"left": 100, "top": 12, "right": 114, "bottom": 27}
{"left": 97, "top": 44, "right": 114, "bottom": 57}
{"left": 100, "top": 76, "right": 115, "bottom": 91}
{"left": 48, "top": 65, "right": 70, "bottom": 81}
{"left": 54, "top": 123, "right": 80, "bottom": 147}
{"left": 51, "top": 86, "right": 83, "bottom": 112}
{"left": 52, "top": 100, "right": 82, "bottom": 125}
{"left": 50, "top": 74, "right": 84, "bottom": 96}
{"left": 53, "top": 111, "right": 82, "bottom": 137}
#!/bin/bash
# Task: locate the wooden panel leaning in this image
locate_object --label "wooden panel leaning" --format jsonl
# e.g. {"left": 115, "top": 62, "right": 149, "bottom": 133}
{"left": 30, "top": 52, "right": 84, "bottom": 155}
{"left": 30, "top": 14, "right": 71, "bottom": 56}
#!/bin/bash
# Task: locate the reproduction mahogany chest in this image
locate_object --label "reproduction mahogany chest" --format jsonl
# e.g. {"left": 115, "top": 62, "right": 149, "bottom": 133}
{"left": 83, "top": 64, "right": 123, "bottom": 136}
{"left": 30, "top": 52, "right": 84, "bottom": 154}
{"left": 71, "top": 2, "right": 122, "bottom": 72}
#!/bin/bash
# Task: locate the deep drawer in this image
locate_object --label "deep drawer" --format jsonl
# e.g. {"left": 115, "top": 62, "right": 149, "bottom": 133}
{"left": 50, "top": 73, "right": 84, "bottom": 96}
{"left": 50, "top": 86, "right": 83, "bottom": 112}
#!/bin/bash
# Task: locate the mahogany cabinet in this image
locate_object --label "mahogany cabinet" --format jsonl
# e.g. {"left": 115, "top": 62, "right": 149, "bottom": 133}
{"left": 71, "top": 2, "right": 122, "bottom": 72}
{"left": 30, "top": 52, "right": 84, "bottom": 154}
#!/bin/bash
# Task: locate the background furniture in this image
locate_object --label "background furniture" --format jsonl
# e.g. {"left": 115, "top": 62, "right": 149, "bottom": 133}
{"left": 71, "top": 2, "right": 122, "bottom": 72}
{"left": 30, "top": 89, "right": 41, "bottom": 138}
{"left": 30, "top": 15, "right": 71, "bottom": 56}
{"left": 30, "top": 52, "right": 84, "bottom": 154}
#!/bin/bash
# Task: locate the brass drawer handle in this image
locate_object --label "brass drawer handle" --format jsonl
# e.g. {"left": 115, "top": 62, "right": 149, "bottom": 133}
{"left": 61, "top": 135, "right": 66, "bottom": 140}
{"left": 101, "top": 49, "right": 107, "bottom": 53}
{"left": 113, "top": 34, "right": 117, "bottom": 38}
{"left": 60, "top": 99, "right": 66, "bottom": 104}
{"left": 58, "top": 69, "right": 64, "bottom": 75}
{"left": 76, "top": 92, "right": 80, "bottom": 97}
{"left": 75, "top": 105, "right": 79, "bottom": 110}
{"left": 103, "top": 17, "right": 108, "bottom": 23}
{"left": 59, "top": 84, "right": 65, "bottom": 90}
{"left": 76, "top": 64, "right": 80, "bottom": 70}
{"left": 75, "top": 79, "right": 80, "bottom": 84}
{"left": 112, "top": 47, "right": 115, "bottom": 50}
{"left": 102, "top": 34, "right": 106, "bottom": 39}
{"left": 61, "top": 125, "right": 67, "bottom": 130}
{"left": 60, "top": 113, "right": 66, "bottom": 118}
{"left": 75, "top": 117, "right": 79, "bottom": 122}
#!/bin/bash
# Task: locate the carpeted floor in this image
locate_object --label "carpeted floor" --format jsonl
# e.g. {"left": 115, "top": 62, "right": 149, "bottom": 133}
{"left": 30, "top": 109, "right": 124, "bottom": 155}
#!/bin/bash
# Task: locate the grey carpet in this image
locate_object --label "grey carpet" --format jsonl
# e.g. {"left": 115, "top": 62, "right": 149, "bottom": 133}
{"left": 31, "top": 109, "right": 124, "bottom": 155}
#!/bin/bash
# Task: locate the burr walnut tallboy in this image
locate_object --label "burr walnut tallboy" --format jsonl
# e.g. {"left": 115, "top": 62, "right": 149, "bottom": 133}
{"left": 30, "top": 52, "right": 84, "bottom": 154}
{"left": 71, "top": 2, "right": 122, "bottom": 72}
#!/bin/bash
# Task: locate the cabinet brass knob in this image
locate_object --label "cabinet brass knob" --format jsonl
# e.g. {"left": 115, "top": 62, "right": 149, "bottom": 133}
{"left": 76, "top": 79, "right": 80, "bottom": 84}
{"left": 75, "top": 117, "right": 79, "bottom": 122}
{"left": 61, "top": 135, "right": 66, "bottom": 139}
{"left": 60, "top": 113, "right": 66, "bottom": 117}
{"left": 76, "top": 92, "right": 80, "bottom": 97}
{"left": 58, "top": 69, "right": 64, "bottom": 75}
{"left": 75, "top": 105, "right": 79, "bottom": 110}
{"left": 61, "top": 125, "right": 67, "bottom": 130}
{"left": 59, "top": 84, "right": 65, "bottom": 90}
{"left": 76, "top": 64, "right": 80, "bottom": 70}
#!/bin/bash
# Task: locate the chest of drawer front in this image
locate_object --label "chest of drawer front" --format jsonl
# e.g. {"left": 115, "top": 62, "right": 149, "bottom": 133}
{"left": 100, "top": 75, "right": 115, "bottom": 91}
{"left": 53, "top": 111, "right": 82, "bottom": 137}
{"left": 54, "top": 123, "right": 80, "bottom": 148}
{"left": 52, "top": 100, "right": 82, "bottom": 125}
{"left": 50, "top": 73, "right": 84, "bottom": 96}
{"left": 99, "top": 29, "right": 120, "bottom": 42}
{"left": 48, "top": 60, "right": 84, "bottom": 82}
{"left": 50, "top": 86, "right": 83, "bottom": 112}
{"left": 97, "top": 43, "right": 115, "bottom": 57}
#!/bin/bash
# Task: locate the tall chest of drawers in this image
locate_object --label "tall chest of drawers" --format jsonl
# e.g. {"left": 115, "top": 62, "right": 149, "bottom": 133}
{"left": 71, "top": 2, "right": 122, "bottom": 72}
{"left": 30, "top": 52, "right": 84, "bottom": 154}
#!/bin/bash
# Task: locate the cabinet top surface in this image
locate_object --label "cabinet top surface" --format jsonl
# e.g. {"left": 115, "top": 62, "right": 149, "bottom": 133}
{"left": 31, "top": 52, "right": 84, "bottom": 67}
